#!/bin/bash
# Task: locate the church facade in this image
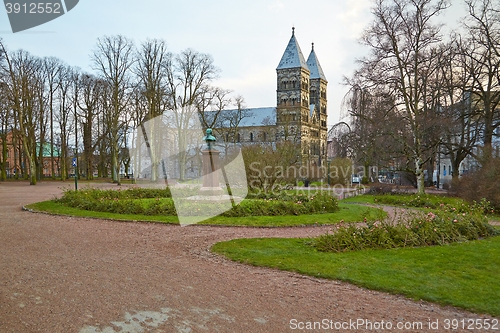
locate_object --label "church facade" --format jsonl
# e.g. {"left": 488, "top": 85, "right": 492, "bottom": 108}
{"left": 215, "top": 28, "right": 328, "bottom": 166}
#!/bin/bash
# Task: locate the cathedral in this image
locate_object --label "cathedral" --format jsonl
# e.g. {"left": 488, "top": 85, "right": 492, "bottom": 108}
{"left": 215, "top": 28, "right": 328, "bottom": 166}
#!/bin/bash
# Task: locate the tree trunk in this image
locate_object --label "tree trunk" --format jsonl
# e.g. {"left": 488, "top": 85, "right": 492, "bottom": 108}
{"left": 415, "top": 157, "right": 425, "bottom": 194}
{"left": 1, "top": 134, "right": 7, "bottom": 181}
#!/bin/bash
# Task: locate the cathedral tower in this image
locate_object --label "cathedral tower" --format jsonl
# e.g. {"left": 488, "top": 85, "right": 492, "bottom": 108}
{"left": 276, "top": 28, "right": 328, "bottom": 166}
{"left": 307, "top": 43, "right": 328, "bottom": 166}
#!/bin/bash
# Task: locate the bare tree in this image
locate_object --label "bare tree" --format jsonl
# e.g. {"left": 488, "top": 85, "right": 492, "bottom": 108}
{"left": 55, "top": 65, "right": 76, "bottom": 181}
{"left": 78, "top": 73, "right": 105, "bottom": 180}
{"left": 212, "top": 95, "right": 253, "bottom": 151}
{"left": 437, "top": 39, "right": 482, "bottom": 181}
{"left": 91, "top": 35, "right": 136, "bottom": 185}
{"left": 163, "top": 49, "right": 218, "bottom": 180}
{"left": 460, "top": 0, "right": 500, "bottom": 161}
{"left": 353, "top": 0, "right": 449, "bottom": 193}
{"left": 43, "top": 57, "right": 63, "bottom": 178}
{"left": 34, "top": 59, "right": 49, "bottom": 180}
{"left": 135, "top": 39, "right": 171, "bottom": 182}
{"left": 0, "top": 43, "right": 43, "bottom": 185}
{"left": 197, "top": 86, "right": 232, "bottom": 129}
{"left": 0, "top": 80, "right": 11, "bottom": 181}
{"left": 341, "top": 84, "right": 404, "bottom": 180}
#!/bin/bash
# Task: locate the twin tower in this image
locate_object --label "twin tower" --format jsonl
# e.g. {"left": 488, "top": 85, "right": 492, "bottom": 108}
{"left": 276, "top": 27, "right": 328, "bottom": 166}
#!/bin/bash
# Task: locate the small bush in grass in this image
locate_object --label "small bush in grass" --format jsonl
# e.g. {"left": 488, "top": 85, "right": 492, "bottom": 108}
{"left": 372, "top": 193, "right": 467, "bottom": 210}
{"left": 451, "top": 158, "right": 500, "bottom": 213}
{"left": 312, "top": 204, "right": 498, "bottom": 253}
{"left": 55, "top": 187, "right": 175, "bottom": 215}
{"left": 175, "top": 192, "right": 339, "bottom": 217}
{"left": 369, "top": 183, "right": 394, "bottom": 194}
{"left": 55, "top": 188, "right": 339, "bottom": 217}
{"left": 58, "top": 187, "right": 172, "bottom": 203}
{"left": 223, "top": 192, "right": 338, "bottom": 217}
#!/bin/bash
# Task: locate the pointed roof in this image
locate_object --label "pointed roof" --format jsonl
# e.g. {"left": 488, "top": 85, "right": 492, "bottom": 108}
{"left": 277, "top": 27, "right": 309, "bottom": 71}
{"left": 307, "top": 43, "right": 327, "bottom": 81}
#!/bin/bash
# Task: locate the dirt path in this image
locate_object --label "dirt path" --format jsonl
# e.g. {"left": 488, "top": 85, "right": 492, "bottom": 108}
{"left": 0, "top": 181, "right": 496, "bottom": 333}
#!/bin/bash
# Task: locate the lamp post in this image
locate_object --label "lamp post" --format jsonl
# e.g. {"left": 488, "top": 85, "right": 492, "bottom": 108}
{"left": 73, "top": 148, "right": 78, "bottom": 191}
{"left": 74, "top": 81, "right": 78, "bottom": 190}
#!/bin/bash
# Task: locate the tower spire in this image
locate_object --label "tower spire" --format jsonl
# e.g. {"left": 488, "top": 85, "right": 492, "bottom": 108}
{"left": 276, "top": 27, "right": 309, "bottom": 70}
{"left": 306, "top": 43, "right": 327, "bottom": 81}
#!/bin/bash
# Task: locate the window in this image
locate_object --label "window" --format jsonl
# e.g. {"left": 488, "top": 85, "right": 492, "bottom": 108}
{"left": 250, "top": 133, "right": 254, "bottom": 142}
{"left": 237, "top": 133, "right": 241, "bottom": 142}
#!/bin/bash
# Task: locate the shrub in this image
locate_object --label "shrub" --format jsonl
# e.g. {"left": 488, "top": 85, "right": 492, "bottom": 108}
{"left": 312, "top": 204, "right": 498, "bottom": 253}
{"left": 56, "top": 188, "right": 339, "bottom": 217}
{"left": 451, "top": 158, "right": 500, "bottom": 212}
{"left": 369, "top": 183, "right": 394, "bottom": 194}
{"left": 55, "top": 187, "right": 175, "bottom": 215}
{"left": 372, "top": 193, "right": 467, "bottom": 210}
{"left": 58, "top": 187, "right": 171, "bottom": 203}
{"left": 242, "top": 141, "right": 302, "bottom": 191}
{"left": 223, "top": 192, "right": 338, "bottom": 217}
{"left": 327, "top": 158, "right": 353, "bottom": 185}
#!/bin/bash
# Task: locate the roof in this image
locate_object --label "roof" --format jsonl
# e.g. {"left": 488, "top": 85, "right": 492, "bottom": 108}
{"left": 204, "top": 107, "right": 276, "bottom": 128}
{"left": 306, "top": 43, "right": 327, "bottom": 81}
{"left": 277, "top": 28, "right": 309, "bottom": 71}
{"left": 36, "top": 143, "right": 60, "bottom": 157}
{"left": 310, "top": 104, "right": 316, "bottom": 118}
{"left": 239, "top": 107, "right": 276, "bottom": 127}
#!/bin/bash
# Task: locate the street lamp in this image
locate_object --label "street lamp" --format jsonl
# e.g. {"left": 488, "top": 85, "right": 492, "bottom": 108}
{"left": 74, "top": 83, "right": 79, "bottom": 191}
{"left": 73, "top": 148, "right": 78, "bottom": 191}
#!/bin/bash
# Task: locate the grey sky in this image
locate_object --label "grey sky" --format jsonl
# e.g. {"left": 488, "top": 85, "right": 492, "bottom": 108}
{"left": 0, "top": 0, "right": 466, "bottom": 124}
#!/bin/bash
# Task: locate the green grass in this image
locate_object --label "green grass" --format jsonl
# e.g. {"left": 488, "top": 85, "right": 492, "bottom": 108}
{"left": 199, "top": 203, "right": 386, "bottom": 227}
{"left": 212, "top": 235, "right": 500, "bottom": 316}
{"left": 25, "top": 201, "right": 179, "bottom": 224}
{"left": 489, "top": 214, "right": 500, "bottom": 223}
{"left": 343, "top": 193, "right": 469, "bottom": 208}
{"left": 342, "top": 194, "right": 378, "bottom": 204}
{"left": 25, "top": 201, "right": 386, "bottom": 227}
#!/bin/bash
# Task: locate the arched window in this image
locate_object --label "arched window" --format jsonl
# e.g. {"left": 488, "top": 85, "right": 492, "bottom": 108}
{"left": 250, "top": 132, "right": 254, "bottom": 142}
{"left": 237, "top": 133, "right": 241, "bottom": 142}
{"left": 310, "top": 88, "right": 317, "bottom": 99}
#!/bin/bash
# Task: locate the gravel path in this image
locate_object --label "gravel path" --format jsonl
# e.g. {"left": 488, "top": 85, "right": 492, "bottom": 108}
{"left": 0, "top": 181, "right": 496, "bottom": 333}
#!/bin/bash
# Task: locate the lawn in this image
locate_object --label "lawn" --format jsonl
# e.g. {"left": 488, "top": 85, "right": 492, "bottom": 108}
{"left": 25, "top": 200, "right": 179, "bottom": 224}
{"left": 212, "top": 234, "right": 500, "bottom": 316}
{"left": 25, "top": 201, "right": 386, "bottom": 227}
{"left": 342, "top": 193, "right": 468, "bottom": 208}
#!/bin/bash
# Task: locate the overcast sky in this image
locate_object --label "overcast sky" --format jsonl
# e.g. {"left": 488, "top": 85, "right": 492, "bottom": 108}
{"left": 0, "top": 0, "right": 466, "bottom": 125}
